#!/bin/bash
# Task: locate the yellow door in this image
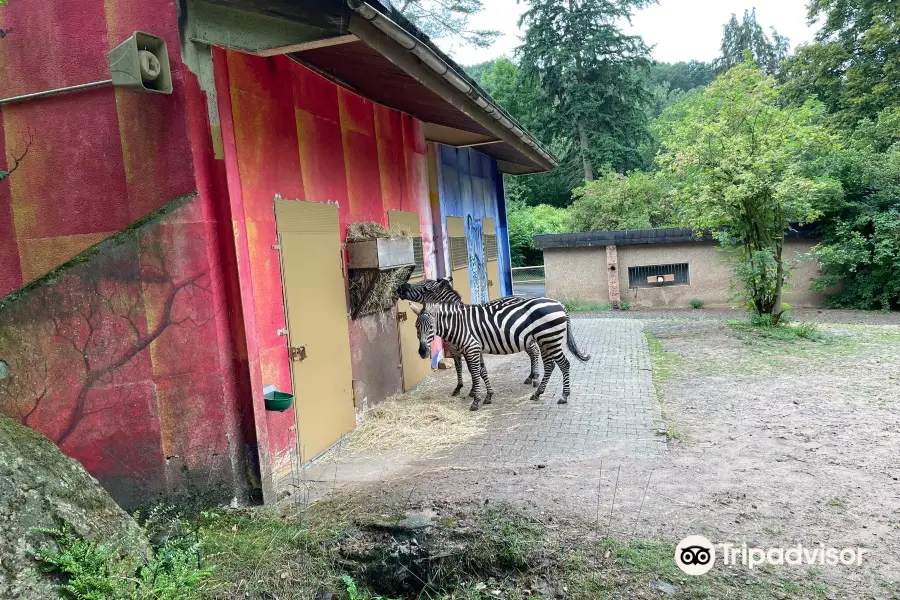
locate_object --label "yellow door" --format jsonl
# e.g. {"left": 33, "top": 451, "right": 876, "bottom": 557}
{"left": 275, "top": 200, "right": 355, "bottom": 462}
{"left": 446, "top": 216, "right": 471, "bottom": 304}
{"left": 389, "top": 210, "right": 432, "bottom": 391}
{"left": 483, "top": 217, "right": 501, "bottom": 301}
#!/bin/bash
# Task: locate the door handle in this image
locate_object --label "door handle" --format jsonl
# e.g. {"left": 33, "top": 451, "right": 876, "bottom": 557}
{"left": 289, "top": 346, "right": 307, "bottom": 361}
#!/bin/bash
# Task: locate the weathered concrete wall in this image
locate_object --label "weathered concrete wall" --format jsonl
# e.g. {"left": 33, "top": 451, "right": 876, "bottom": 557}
{"left": 544, "top": 247, "right": 609, "bottom": 304}
{"left": 544, "top": 239, "right": 825, "bottom": 309}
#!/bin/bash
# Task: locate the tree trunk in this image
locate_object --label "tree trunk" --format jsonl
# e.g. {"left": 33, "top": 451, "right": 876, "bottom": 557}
{"left": 578, "top": 120, "right": 594, "bottom": 182}
{"left": 771, "top": 235, "right": 785, "bottom": 325}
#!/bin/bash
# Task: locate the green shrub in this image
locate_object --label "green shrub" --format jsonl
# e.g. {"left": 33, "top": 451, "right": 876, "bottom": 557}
{"left": 689, "top": 298, "right": 704, "bottom": 309}
{"left": 619, "top": 301, "right": 631, "bottom": 311}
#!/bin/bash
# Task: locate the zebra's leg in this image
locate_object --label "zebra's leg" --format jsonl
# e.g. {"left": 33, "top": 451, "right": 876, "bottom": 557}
{"left": 481, "top": 356, "right": 494, "bottom": 404}
{"left": 530, "top": 353, "right": 557, "bottom": 402}
{"left": 461, "top": 345, "right": 485, "bottom": 411}
{"left": 467, "top": 356, "right": 493, "bottom": 404}
{"left": 523, "top": 340, "right": 541, "bottom": 387}
{"left": 447, "top": 344, "right": 465, "bottom": 397}
{"left": 556, "top": 353, "right": 571, "bottom": 405}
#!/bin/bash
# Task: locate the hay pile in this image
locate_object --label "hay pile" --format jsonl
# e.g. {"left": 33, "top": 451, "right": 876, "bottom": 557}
{"left": 345, "top": 390, "right": 489, "bottom": 454}
{"left": 347, "top": 221, "right": 415, "bottom": 319}
{"left": 346, "top": 222, "right": 412, "bottom": 243}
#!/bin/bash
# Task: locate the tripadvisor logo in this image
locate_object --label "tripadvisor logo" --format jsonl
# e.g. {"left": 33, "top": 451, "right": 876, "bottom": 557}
{"left": 675, "top": 535, "right": 715, "bottom": 575}
{"left": 675, "top": 535, "right": 869, "bottom": 575}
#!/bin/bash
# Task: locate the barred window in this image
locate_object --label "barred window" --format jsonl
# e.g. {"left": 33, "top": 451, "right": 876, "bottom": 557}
{"left": 412, "top": 236, "right": 425, "bottom": 277}
{"left": 628, "top": 263, "right": 690, "bottom": 288}
{"left": 449, "top": 236, "right": 468, "bottom": 270}
{"left": 484, "top": 234, "right": 499, "bottom": 261}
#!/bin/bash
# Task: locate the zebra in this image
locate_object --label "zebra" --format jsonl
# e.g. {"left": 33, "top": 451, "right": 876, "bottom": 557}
{"left": 408, "top": 299, "right": 591, "bottom": 411}
{"left": 397, "top": 278, "right": 542, "bottom": 400}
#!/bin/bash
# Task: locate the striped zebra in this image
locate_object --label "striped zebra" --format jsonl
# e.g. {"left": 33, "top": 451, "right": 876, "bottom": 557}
{"left": 408, "top": 299, "right": 591, "bottom": 411}
{"left": 397, "top": 278, "right": 541, "bottom": 400}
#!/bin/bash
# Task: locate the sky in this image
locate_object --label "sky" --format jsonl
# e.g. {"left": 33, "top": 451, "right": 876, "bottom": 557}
{"left": 440, "top": 0, "right": 820, "bottom": 66}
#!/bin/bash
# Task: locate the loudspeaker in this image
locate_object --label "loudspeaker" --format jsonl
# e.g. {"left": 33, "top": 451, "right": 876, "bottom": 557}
{"left": 108, "top": 31, "right": 173, "bottom": 94}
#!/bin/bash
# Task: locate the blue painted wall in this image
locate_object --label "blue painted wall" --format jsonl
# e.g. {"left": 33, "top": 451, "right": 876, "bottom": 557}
{"left": 436, "top": 145, "right": 513, "bottom": 298}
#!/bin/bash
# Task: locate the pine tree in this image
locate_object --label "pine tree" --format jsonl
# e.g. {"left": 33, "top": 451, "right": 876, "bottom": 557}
{"left": 715, "top": 9, "right": 789, "bottom": 75}
{"left": 517, "top": 0, "right": 654, "bottom": 182}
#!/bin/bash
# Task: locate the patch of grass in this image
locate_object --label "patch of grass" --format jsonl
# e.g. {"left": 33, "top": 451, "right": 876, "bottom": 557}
{"left": 468, "top": 504, "right": 545, "bottom": 571}
{"left": 825, "top": 497, "right": 848, "bottom": 511}
{"left": 728, "top": 316, "right": 831, "bottom": 342}
{"left": 690, "top": 298, "right": 705, "bottom": 309}
{"left": 645, "top": 330, "right": 686, "bottom": 442}
{"left": 619, "top": 300, "right": 631, "bottom": 311}
{"left": 562, "top": 299, "right": 612, "bottom": 312}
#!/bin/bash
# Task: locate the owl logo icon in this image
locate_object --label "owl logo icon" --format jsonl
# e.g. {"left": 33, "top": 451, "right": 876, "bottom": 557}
{"left": 675, "top": 535, "right": 715, "bottom": 575}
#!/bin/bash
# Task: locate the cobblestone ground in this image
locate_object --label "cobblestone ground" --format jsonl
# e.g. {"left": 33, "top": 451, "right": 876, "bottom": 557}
{"left": 446, "top": 318, "right": 665, "bottom": 464}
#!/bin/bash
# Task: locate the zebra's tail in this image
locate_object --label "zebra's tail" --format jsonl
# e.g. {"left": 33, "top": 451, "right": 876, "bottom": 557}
{"left": 565, "top": 314, "right": 591, "bottom": 362}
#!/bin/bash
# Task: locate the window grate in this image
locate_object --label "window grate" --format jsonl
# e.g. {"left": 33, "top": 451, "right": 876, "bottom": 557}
{"left": 412, "top": 236, "right": 425, "bottom": 277}
{"left": 450, "top": 236, "right": 468, "bottom": 270}
{"left": 484, "top": 234, "right": 499, "bottom": 261}
{"left": 628, "top": 263, "right": 690, "bottom": 288}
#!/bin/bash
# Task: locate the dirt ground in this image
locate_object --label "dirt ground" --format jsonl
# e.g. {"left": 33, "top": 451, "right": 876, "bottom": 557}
{"left": 304, "top": 310, "right": 900, "bottom": 599}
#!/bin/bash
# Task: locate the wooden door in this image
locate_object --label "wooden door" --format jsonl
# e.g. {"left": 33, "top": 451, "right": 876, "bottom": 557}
{"left": 389, "top": 210, "right": 431, "bottom": 391}
{"left": 446, "top": 216, "right": 471, "bottom": 304}
{"left": 275, "top": 200, "right": 355, "bottom": 462}
{"left": 482, "top": 217, "right": 501, "bottom": 301}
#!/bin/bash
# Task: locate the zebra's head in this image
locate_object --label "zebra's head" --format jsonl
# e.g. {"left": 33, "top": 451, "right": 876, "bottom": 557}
{"left": 397, "top": 277, "right": 461, "bottom": 304}
{"left": 409, "top": 303, "right": 435, "bottom": 359}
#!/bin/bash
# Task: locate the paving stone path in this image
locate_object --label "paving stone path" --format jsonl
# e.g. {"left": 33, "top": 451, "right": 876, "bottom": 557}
{"left": 447, "top": 317, "right": 666, "bottom": 464}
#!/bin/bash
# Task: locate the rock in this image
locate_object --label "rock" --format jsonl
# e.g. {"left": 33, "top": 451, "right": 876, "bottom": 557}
{"left": 0, "top": 415, "right": 149, "bottom": 599}
{"left": 651, "top": 580, "right": 677, "bottom": 596}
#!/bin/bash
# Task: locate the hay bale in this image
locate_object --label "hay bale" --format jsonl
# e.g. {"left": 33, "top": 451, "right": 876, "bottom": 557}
{"left": 346, "top": 221, "right": 415, "bottom": 319}
{"left": 346, "top": 221, "right": 413, "bottom": 243}
{"left": 349, "top": 265, "right": 414, "bottom": 318}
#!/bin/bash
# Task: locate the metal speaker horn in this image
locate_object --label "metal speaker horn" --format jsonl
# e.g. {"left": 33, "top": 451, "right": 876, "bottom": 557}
{"left": 108, "top": 32, "right": 173, "bottom": 94}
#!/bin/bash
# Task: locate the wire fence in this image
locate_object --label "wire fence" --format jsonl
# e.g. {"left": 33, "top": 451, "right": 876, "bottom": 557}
{"left": 511, "top": 265, "right": 545, "bottom": 297}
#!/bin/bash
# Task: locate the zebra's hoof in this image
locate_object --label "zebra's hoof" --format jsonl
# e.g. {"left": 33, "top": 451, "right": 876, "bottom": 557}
{"left": 532, "top": 380, "right": 539, "bottom": 388}
{"left": 557, "top": 398, "right": 568, "bottom": 405}
{"left": 530, "top": 393, "right": 541, "bottom": 402}
{"left": 468, "top": 390, "right": 476, "bottom": 398}
{"left": 484, "top": 396, "right": 493, "bottom": 405}
{"left": 451, "top": 387, "right": 462, "bottom": 397}
{"left": 470, "top": 402, "right": 480, "bottom": 411}
{"left": 523, "top": 377, "right": 533, "bottom": 385}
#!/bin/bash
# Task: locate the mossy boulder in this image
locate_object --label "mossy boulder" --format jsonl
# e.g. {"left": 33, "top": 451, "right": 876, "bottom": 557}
{"left": 0, "top": 415, "right": 149, "bottom": 599}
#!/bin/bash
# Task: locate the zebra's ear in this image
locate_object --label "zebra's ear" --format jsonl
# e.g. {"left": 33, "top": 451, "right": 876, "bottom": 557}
{"left": 409, "top": 303, "right": 422, "bottom": 315}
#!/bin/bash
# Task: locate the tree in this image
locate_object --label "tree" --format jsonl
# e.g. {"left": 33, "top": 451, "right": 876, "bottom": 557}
{"left": 567, "top": 169, "right": 675, "bottom": 232}
{"left": 517, "top": 0, "right": 654, "bottom": 182}
{"left": 506, "top": 201, "right": 569, "bottom": 266}
{"left": 811, "top": 110, "right": 900, "bottom": 310}
{"left": 782, "top": 0, "right": 900, "bottom": 129}
{"left": 396, "top": 0, "right": 500, "bottom": 49}
{"left": 656, "top": 63, "right": 840, "bottom": 323}
{"left": 715, "top": 9, "right": 789, "bottom": 75}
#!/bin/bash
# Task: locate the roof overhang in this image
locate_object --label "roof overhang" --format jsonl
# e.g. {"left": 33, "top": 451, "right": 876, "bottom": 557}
{"left": 192, "top": 0, "right": 556, "bottom": 174}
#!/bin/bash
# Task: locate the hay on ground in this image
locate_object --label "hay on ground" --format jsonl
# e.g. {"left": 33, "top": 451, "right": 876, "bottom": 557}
{"left": 345, "top": 389, "right": 489, "bottom": 454}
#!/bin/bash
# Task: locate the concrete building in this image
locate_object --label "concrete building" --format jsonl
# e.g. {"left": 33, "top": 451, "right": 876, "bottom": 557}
{"left": 535, "top": 228, "right": 825, "bottom": 309}
{"left": 0, "top": 0, "right": 555, "bottom": 507}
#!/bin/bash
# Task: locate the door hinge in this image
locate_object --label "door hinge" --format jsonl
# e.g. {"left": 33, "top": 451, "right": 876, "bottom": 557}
{"left": 289, "top": 345, "right": 307, "bottom": 361}
{"left": 398, "top": 310, "right": 408, "bottom": 322}
{"left": 271, "top": 244, "right": 281, "bottom": 250}
{"left": 351, "top": 380, "right": 358, "bottom": 408}
{"left": 488, "top": 280, "right": 494, "bottom": 287}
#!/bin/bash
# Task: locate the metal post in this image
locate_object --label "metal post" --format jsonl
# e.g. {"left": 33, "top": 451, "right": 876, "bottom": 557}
{"left": 0, "top": 80, "right": 113, "bottom": 106}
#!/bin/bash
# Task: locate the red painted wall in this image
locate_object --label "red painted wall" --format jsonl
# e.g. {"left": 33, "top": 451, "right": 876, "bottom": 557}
{"left": 0, "top": 0, "right": 438, "bottom": 506}
{"left": 214, "top": 50, "right": 435, "bottom": 483}
{"left": 0, "top": 0, "right": 249, "bottom": 507}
